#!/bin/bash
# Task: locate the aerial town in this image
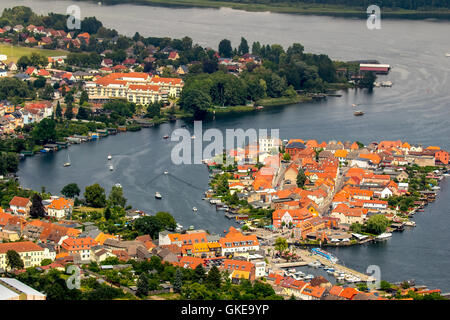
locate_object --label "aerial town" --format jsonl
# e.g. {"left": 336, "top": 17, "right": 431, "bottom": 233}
{"left": 0, "top": 5, "right": 449, "bottom": 303}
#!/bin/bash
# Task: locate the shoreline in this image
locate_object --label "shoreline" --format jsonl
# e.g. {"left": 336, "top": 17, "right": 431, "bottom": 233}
{"left": 89, "top": 0, "right": 450, "bottom": 20}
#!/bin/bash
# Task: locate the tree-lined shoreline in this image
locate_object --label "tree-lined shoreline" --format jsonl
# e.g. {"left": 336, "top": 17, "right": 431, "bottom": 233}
{"left": 79, "top": 0, "right": 450, "bottom": 20}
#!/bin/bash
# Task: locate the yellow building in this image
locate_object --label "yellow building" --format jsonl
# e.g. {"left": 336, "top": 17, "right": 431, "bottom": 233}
{"left": 0, "top": 241, "right": 45, "bottom": 270}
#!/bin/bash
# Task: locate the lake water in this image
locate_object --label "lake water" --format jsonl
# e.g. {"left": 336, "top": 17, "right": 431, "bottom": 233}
{"left": 3, "top": 0, "right": 450, "bottom": 291}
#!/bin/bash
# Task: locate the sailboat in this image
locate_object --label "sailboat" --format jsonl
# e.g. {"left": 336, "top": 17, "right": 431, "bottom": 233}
{"left": 63, "top": 153, "right": 71, "bottom": 167}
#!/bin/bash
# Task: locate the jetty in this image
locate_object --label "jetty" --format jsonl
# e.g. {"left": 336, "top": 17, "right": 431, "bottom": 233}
{"left": 296, "top": 249, "right": 376, "bottom": 282}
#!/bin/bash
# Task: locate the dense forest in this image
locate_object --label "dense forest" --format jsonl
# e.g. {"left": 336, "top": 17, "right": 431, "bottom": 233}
{"left": 211, "top": 0, "right": 450, "bottom": 10}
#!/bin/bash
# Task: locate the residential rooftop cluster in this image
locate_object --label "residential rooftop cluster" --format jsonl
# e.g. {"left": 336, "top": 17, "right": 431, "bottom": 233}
{"left": 205, "top": 137, "right": 448, "bottom": 243}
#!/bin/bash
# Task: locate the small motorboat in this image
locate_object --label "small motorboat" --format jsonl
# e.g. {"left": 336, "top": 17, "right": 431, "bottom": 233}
{"left": 155, "top": 192, "right": 162, "bottom": 199}
{"left": 351, "top": 103, "right": 357, "bottom": 107}
{"left": 288, "top": 268, "right": 296, "bottom": 273}
{"left": 163, "top": 135, "right": 169, "bottom": 139}
{"left": 336, "top": 275, "right": 345, "bottom": 282}
{"left": 304, "top": 274, "right": 314, "bottom": 280}
{"left": 354, "top": 110, "right": 364, "bottom": 116}
{"left": 375, "top": 232, "right": 392, "bottom": 241}
{"left": 293, "top": 274, "right": 303, "bottom": 281}
{"left": 164, "top": 171, "right": 169, "bottom": 175}
{"left": 109, "top": 165, "right": 114, "bottom": 171}
{"left": 188, "top": 225, "right": 194, "bottom": 230}
{"left": 108, "top": 154, "right": 112, "bottom": 160}
{"left": 63, "top": 154, "right": 71, "bottom": 167}
{"left": 192, "top": 207, "right": 198, "bottom": 212}
{"left": 326, "top": 268, "right": 335, "bottom": 274}
{"left": 295, "top": 271, "right": 305, "bottom": 277}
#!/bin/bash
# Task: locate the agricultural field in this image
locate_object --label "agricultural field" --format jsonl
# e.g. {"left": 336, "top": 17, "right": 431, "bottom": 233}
{"left": 0, "top": 44, "right": 67, "bottom": 63}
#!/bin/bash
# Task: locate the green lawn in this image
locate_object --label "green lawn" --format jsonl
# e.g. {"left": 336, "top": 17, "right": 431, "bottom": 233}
{"left": 0, "top": 44, "right": 67, "bottom": 63}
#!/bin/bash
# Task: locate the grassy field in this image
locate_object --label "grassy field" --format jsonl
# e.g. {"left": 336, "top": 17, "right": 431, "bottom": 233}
{"left": 0, "top": 44, "right": 67, "bottom": 63}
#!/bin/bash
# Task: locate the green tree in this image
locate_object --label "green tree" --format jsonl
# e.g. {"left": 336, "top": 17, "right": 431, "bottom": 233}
{"left": 193, "top": 264, "right": 206, "bottom": 284}
{"left": 41, "top": 259, "right": 52, "bottom": 266}
{"left": 84, "top": 183, "right": 106, "bottom": 208}
{"left": 296, "top": 168, "right": 307, "bottom": 188}
{"left": 206, "top": 265, "right": 222, "bottom": 289}
{"left": 55, "top": 101, "right": 62, "bottom": 120}
{"left": 61, "top": 183, "right": 80, "bottom": 198}
{"left": 173, "top": 268, "right": 183, "bottom": 293}
{"left": 360, "top": 71, "right": 376, "bottom": 89}
{"left": 32, "top": 118, "right": 57, "bottom": 143}
{"left": 218, "top": 39, "right": 233, "bottom": 58}
{"left": 283, "top": 153, "right": 291, "bottom": 161}
{"left": 238, "top": 37, "right": 249, "bottom": 55}
{"left": 79, "top": 90, "right": 89, "bottom": 106}
{"left": 6, "top": 250, "right": 24, "bottom": 271}
{"left": 133, "top": 216, "right": 164, "bottom": 239}
{"left": 136, "top": 273, "right": 149, "bottom": 297}
{"left": 30, "top": 193, "right": 45, "bottom": 218}
{"left": 274, "top": 237, "right": 288, "bottom": 252}
{"left": 108, "top": 185, "right": 127, "bottom": 208}
{"left": 65, "top": 105, "right": 74, "bottom": 120}
{"left": 17, "top": 55, "right": 30, "bottom": 70}
{"left": 155, "top": 211, "right": 176, "bottom": 231}
{"left": 104, "top": 206, "right": 111, "bottom": 220}
{"left": 179, "top": 88, "right": 211, "bottom": 119}
{"left": 365, "top": 214, "right": 390, "bottom": 235}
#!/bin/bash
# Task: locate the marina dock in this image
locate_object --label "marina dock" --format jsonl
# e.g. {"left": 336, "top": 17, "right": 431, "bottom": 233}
{"left": 296, "top": 249, "right": 376, "bottom": 282}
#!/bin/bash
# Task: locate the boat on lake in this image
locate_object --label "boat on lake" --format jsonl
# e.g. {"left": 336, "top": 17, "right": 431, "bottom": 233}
{"left": 63, "top": 154, "right": 71, "bottom": 167}
{"left": 109, "top": 165, "right": 114, "bottom": 171}
{"left": 163, "top": 135, "right": 169, "bottom": 139}
{"left": 188, "top": 225, "right": 195, "bottom": 230}
{"left": 375, "top": 232, "right": 392, "bottom": 241}
{"left": 404, "top": 221, "right": 416, "bottom": 227}
{"left": 445, "top": 53, "right": 450, "bottom": 57}
{"left": 192, "top": 207, "right": 198, "bottom": 212}
{"left": 155, "top": 192, "right": 162, "bottom": 199}
{"left": 311, "top": 248, "right": 339, "bottom": 264}
{"left": 108, "top": 154, "right": 112, "bottom": 160}
{"left": 354, "top": 110, "right": 365, "bottom": 116}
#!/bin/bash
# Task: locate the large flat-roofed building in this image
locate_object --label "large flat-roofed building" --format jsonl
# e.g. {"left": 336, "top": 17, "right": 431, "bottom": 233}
{"left": 0, "top": 278, "right": 46, "bottom": 300}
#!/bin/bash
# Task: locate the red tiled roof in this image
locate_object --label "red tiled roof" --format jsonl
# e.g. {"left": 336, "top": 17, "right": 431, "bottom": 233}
{"left": 0, "top": 241, "right": 44, "bottom": 254}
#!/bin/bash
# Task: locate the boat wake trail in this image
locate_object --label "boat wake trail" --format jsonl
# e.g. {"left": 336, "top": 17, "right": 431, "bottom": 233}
{"left": 145, "top": 172, "right": 204, "bottom": 191}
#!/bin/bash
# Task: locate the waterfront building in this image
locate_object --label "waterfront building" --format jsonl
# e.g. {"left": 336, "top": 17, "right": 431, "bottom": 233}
{"left": 85, "top": 72, "right": 183, "bottom": 104}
